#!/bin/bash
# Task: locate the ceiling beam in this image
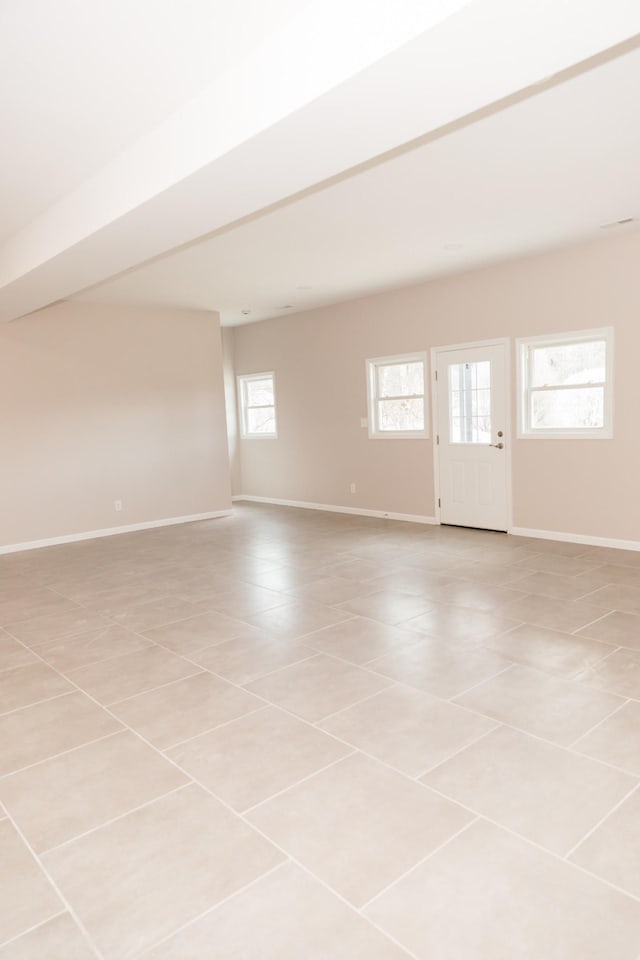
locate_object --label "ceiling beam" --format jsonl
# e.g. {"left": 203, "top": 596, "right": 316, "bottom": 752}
{"left": 1, "top": 0, "right": 639, "bottom": 322}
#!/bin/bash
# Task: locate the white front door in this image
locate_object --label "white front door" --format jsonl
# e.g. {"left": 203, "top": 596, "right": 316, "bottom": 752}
{"left": 435, "top": 341, "right": 509, "bottom": 531}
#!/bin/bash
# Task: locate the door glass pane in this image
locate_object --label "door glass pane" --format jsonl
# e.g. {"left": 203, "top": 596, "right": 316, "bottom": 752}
{"left": 449, "top": 361, "right": 491, "bottom": 443}
{"left": 378, "top": 397, "right": 424, "bottom": 431}
{"left": 246, "top": 377, "right": 274, "bottom": 406}
{"left": 378, "top": 362, "right": 424, "bottom": 398}
{"left": 531, "top": 387, "right": 603, "bottom": 429}
{"left": 247, "top": 406, "right": 276, "bottom": 434}
{"left": 530, "top": 340, "right": 605, "bottom": 387}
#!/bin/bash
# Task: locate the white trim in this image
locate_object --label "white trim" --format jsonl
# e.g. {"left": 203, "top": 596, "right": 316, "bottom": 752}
{"left": 0, "top": 511, "right": 231, "bottom": 556}
{"left": 366, "top": 352, "right": 429, "bottom": 439}
{"left": 430, "top": 350, "right": 441, "bottom": 523}
{"left": 233, "top": 498, "right": 640, "bottom": 554}
{"left": 431, "top": 337, "right": 512, "bottom": 532}
{"left": 233, "top": 495, "right": 437, "bottom": 525}
{"left": 434, "top": 336, "right": 511, "bottom": 353}
{"left": 516, "top": 327, "right": 614, "bottom": 439}
{"left": 509, "top": 526, "right": 640, "bottom": 553}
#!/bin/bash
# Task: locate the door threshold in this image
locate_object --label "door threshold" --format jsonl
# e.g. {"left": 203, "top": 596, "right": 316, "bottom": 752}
{"left": 440, "top": 523, "right": 507, "bottom": 534}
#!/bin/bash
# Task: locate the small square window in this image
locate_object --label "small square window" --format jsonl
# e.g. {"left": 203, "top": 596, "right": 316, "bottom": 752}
{"left": 238, "top": 372, "right": 277, "bottom": 438}
{"left": 366, "top": 353, "right": 428, "bottom": 438}
{"left": 517, "top": 329, "right": 613, "bottom": 438}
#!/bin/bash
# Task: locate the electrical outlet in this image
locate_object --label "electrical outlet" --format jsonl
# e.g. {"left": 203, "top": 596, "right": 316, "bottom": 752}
{"left": 114, "top": 499, "right": 123, "bottom": 512}
{"left": 360, "top": 417, "right": 368, "bottom": 428}
{"left": 349, "top": 483, "right": 356, "bottom": 494}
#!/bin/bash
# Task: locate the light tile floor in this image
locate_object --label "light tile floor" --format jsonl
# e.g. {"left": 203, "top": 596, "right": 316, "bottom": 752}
{"left": 0, "top": 503, "right": 639, "bottom": 958}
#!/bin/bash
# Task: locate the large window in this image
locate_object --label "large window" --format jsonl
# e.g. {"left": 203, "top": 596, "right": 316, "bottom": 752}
{"left": 238, "top": 372, "right": 277, "bottom": 438}
{"left": 518, "top": 328, "right": 613, "bottom": 438}
{"left": 367, "top": 353, "right": 427, "bottom": 438}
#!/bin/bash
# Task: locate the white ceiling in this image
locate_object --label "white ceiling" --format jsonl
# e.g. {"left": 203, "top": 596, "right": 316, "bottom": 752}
{"left": 2, "top": 0, "right": 640, "bottom": 324}
{"left": 0, "top": 0, "right": 308, "bottom": 244}
{"left": 75, "top": 43, "right": 640, "bottom": 325}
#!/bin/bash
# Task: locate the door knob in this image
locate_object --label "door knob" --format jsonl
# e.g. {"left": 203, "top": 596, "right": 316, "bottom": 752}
{"left": 490, "top": 442, "right": 504, "bottom": 449}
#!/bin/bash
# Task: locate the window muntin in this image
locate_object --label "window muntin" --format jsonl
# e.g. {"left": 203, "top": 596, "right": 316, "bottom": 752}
{"left": 367, "top": 354, "right": 427, "bottom": 438}
{"left": 239, "top": 372, "right": 277, "bottom": 438}
{"left": 518, "top": 330, "right": 613, "bottom": 438}
{"left": 449, "top": 360, "right": 491, "bottom": 444}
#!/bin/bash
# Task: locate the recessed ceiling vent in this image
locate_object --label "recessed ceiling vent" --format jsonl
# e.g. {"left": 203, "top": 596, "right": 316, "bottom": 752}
{"left": 599, "top": 217, "right": 635, "bottom": 229}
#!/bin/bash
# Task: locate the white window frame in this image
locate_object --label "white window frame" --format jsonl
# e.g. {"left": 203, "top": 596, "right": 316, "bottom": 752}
{"left": 366, "top": 352, "right": 428, "bottom": 439}
{"left": 238, "top": 371, "right": 278, "bottom": 439}
{"left": 517, "top": 327, "right": 613, "bottom": 439}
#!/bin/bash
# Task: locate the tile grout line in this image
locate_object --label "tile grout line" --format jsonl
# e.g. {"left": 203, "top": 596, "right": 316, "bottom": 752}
{"left": 6, "top": 520, "right": 640, "bottom": 955}
{"left": 43, "top": 586, "right": 287, "bottom": 636}
{"left": 443, "top": 692, "right": 640, "bottom": 778}
{"left": 445, "top": 663, "right": 517, "bottom": 701}
{"left": 163, "top": 641, "right": 640, "bottom": 912}
{"left": 12, "top": 624, "right": 504, "bottom": 958}
{"left": 1, "top": 807, "right": 104, "bottom": 959}
{"left": 241, "top": 750, "right": 358, "bottom": 815}
{"left": 0, "top": 627, "right": 414, "bottom": 957}
{"left": 92, "top": 667, "right": 207, "bottom": 709}
{"left": 0, "top": 729, "right": 127, "bottom": 782}
{"left": 563, "top": 780, "right": 640, "bottom": 861}
{"left": 219, "top": 651, "right": 322, "bottom": 686}
{"left": 310, "top": 683, "right": 399, "bottom": 725}
{"left": 569, "top": 609, "right": 615, "bottom": 635}
{"left": 220, "top": 669, "right": 475, "bottom": 782}
{"left": 579, "top": 643, "right": 623, "bottom": 670}
{"left": 0, "top": 910, "right": 68, "bottom": 952}
{"left": 39, "top": 782, "right": 194, "bottom": 856}
{"left": 128, "top": 861, "right": 290, "bottom": 960}
{"left": 164, "top": 704, "right": 270, "bottom": 752}
{"left": 168, "top": 655, "right": 400, "bottom": 761}
{"left": 7, "top": 589, "right": 640, "bottom": 788}
{"left": 0, "top": 688, "right": 75, "bottom": 721}
{"left": 416, "top": 783, "right": 640, "bottom": 905}
{"left": 566, "top": 698, "right": 632, "bottom": 749}
{"left": 40, "top": 580, "right": 640, "bottom": 682}
{"left": 0, "top": 638, "right": 222, "bottom": 957}
{"left": 25, "top": 638, "right": 159, "bottom": 676}
{"left": 245, "top": 648, "right": 640, "bottom": 785}
{"left": 156, "top": 773, "right": 425, "bottom": 960}
{"left": 61, "top": 624, "right": 430, "bottom": 960}
{"left": 412, "top": 723, "right": 501, "bottom": 780}
{"left": 358, "top": 817, "right": 481, "bottom": 912}
{"left": 119, "top": 614, "right": 640, "bottom": 793}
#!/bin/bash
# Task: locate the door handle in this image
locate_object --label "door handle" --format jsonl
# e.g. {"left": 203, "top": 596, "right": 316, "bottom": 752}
{"left": 490, "top": 442, "right": 504, "bottom": 449}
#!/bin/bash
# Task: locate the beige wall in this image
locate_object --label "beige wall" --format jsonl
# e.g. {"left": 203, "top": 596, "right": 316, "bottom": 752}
{"left": 231, "top": 230, "right": 640, "bottom": 542}
{"left": 0, "top": 301, "right": 231, "bottom": 548}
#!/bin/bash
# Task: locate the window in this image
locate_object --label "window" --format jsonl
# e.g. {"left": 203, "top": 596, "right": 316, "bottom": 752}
{"left": 238, "top": 372, "right": 277, "bottom": 438}
{"left": 367, "top": 353, "right": 427, "bottom": 438}
{"left": 449, "top": 360, "right": 491, "bottom": 443}
{"left": 518, "top": 328, "right": 613, "bottom": 438}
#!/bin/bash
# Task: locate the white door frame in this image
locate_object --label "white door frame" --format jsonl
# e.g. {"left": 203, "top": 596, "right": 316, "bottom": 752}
{"left": 430, "top": 337, "right": 513, "bottom": 532}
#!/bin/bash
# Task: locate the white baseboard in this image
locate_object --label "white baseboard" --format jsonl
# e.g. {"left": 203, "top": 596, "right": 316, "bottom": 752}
{"left": 0, "top": 510, "right": 232, "bottom": 556}
{"left": 232, "top": 494, "right": 437, "bottom": 525}
{"left": 233, "top": 499, "right": 640, "bottom": 552}
{"left": 510, "top": 526, "right": 640, "bottom": 553}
